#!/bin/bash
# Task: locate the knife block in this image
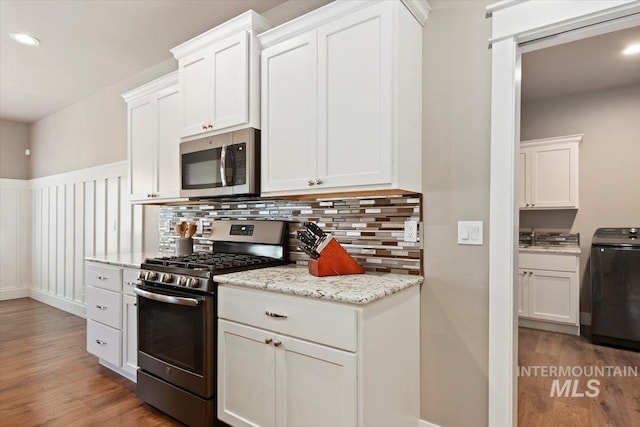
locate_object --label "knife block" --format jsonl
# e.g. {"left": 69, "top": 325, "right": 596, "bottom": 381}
{"left": 308, "top": 238, "right": 364, "bottom": 277}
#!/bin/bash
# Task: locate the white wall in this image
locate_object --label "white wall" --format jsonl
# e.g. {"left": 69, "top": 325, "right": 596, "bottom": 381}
{"left": 0, "top": 179, "right": 31, "bottom": 300}
{"left": 520, "top": 84, "right": 640, "bottom": 319}
{"left": 29, "top": 162, "right": 143, "bottom": 316}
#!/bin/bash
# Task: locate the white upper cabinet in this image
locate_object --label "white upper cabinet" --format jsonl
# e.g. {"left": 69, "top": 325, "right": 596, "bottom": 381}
{"left": 519, "top": 134, "right": 582, "bottom": 209}
{"left": 171, "top": 11, "right": 273, "bottom": 139}
{"left": 122, "top": 72, "right": 185, "bottom": 204}
{"left": 259, "top": 0, "right": 430, "bottom": 196}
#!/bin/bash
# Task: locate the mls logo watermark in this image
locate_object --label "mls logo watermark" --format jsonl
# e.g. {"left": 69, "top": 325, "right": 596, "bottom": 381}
{"left": 550, "top": 378, "right": 600, "bottom": 398}
{"left": 518, "top": 365, "right": 638, "bottom": 398}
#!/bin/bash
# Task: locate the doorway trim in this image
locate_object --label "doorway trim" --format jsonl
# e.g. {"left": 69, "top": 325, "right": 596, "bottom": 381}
{"left": 487, "top": 1, "right": 640, "bottom": 426}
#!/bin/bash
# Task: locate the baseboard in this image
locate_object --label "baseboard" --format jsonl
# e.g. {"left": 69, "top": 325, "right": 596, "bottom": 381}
{"left": 0, "top": 287, "right": 30, "bottom": 301}
{"left": 519, "top": 318, "right": 579, "bottom": 336}
{"left": 29, "top": 288, "right": 87, "bottom": 318}
{"left": 420, "top": 419, "right": 442, "bottom": 427}
{"left": 580, "top": 311, "right": 591, "bottom": 326}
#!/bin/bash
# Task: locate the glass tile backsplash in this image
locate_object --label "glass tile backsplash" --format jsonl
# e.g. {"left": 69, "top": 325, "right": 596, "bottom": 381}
{"left": 159, "top": 194, "right": 422, "bottom": 275}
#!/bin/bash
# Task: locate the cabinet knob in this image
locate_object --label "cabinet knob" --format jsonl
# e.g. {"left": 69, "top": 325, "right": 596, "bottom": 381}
{"left": 526, "top": 203, "right": 530, "bottom": 207}
{"left": 265, "top": 338, "right": 273, "bottom": 345}
{"left": 316, "top": 179, "right": 323, "bottom": 185}
{"left": 201, "top": 124, "right": 207, "bottom": 130}
{"left": 273, "top": 340, "right": 282, "bottom": 347}
{"left": 207, "top": 124, "right": 213, "bottom": 129}
{"left": 531, "top": 203, "right": 535, "bottom": 207}
{"left": 308, "top": 180, "right": 315, "bottom": 186}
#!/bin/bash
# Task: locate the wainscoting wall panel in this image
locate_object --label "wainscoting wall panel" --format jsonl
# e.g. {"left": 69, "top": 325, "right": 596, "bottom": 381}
{"left": 29, "top": 161, "right": 143, "bottom": 317}
{"left": 0, "top": 179, "right": 32, "bottom": 300}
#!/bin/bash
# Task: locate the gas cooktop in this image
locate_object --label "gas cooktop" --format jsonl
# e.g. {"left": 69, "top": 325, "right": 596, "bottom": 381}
{"left": 139, "top": 220, "right": 289, "bottom": 293}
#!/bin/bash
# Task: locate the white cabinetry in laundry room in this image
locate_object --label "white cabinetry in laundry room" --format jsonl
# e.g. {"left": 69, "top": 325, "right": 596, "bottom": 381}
{"left": 217, "top": 285, "right": 420, "bottom": 427}
{"left": 259, "top": 0, "right": 429, "bottom": 196}
{"left": 86, "top": 262, "right": 140, "bottom": 381}
{"left": 122, "top": 71, "right": 185, "bottom": 204}
{"left": 518, "top": 252, "right": 580, "bottom": 335}
{"left": 170, "top": 11, "right": 273, "bottom": 139}
{"left": 519, "top": 134, "right": 582, "bottom": 210}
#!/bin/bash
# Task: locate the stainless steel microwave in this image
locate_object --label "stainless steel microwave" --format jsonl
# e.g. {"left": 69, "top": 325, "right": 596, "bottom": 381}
{"left": 180, "top": 128, "right": 259, "bottom": 199}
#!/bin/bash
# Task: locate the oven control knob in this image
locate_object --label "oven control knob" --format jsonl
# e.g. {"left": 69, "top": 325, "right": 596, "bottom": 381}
{"left": 186, "top": 277, "right": 199, "bottom": 288}
{"left": 137, "top": 271, "right": 146, "bottom": 280}
{"left": 145, "top": 271, "right": 157, "bottom": 281}
{"left": 177, "top": 276, "right": 187, "bottom": 287}
{"left": 160, "top": 273, "right": 173, "bottom": 283}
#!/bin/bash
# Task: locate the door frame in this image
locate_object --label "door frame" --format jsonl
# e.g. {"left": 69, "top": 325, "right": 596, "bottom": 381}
{"left": 486, "top": 1, "right": 640, "bottom": 426}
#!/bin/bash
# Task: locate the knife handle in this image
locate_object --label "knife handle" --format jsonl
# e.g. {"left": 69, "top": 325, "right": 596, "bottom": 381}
{"left": 304, "top": 222, "right": 325, "bottom": 238}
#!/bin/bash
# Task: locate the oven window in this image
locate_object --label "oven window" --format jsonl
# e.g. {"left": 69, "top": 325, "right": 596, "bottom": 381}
{"left": 138, "top": 288, "right": 206, "bottom": 374}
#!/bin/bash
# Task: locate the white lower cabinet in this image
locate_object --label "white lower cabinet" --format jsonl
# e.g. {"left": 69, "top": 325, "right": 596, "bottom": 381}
{"left": 217, "top": 285, "right": 419, "bottom": 427}
{"left": 518, "top": 252, "right": 579, "bottom": 335}
{"left": 86, "top": 261, "right": 140, "bottom": 381}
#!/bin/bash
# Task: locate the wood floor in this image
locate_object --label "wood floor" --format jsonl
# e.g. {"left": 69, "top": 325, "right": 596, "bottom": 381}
{"left": 0, "top": 298, "right": 181, "bottom": 426}
{"left": 518, "top": 327, "right": 640, "bottom": 427}
{"left": 2, "top": 298, "right": 639, "bottom": 426}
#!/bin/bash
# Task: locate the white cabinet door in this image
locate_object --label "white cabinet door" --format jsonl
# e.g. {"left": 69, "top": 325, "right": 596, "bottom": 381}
{"left": 519, "top": 150, "right": 529, "bottom": 209}
{"left": 530, "top": 143, "right": 578, "bottom": 208}
{"left": 528, "top": 270, "right": 578, "bottom": 324}
{"left": 179, "top": 50, "right": 212, "bottom": 138}
{"left": 218, "top": 320, "right": 276, "bottom": 427}
{"left": 517, "top": 269, "right": 529, "bottom": 317}
{"left": 210, "top": 32, "right": 249, "bottom": 131}
{"left": 128, "top": 99, "right": 155, "bottom": 200}
{"left": 276, "top": 334, "right": 357, "bottom": 427}
{"left": 261, "top": 33, "right": 318, "bottom": 193}
{"left": 519, "top": 135, "right": 581, "bottom": 209}
{"left": 122, "top": 294, "right": 138, "bottom": 378}
{"left": 155, "top": 87, "right": 181, "bottom": 199}
{"left": 317, "top": 3, "right": 392, "bottom": 189}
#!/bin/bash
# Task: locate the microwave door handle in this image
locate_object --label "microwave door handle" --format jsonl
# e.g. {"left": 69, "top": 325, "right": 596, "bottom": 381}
{"left": 133, "top": 287, "right": 200, "bottom": 307}
{"left": 220, "top": 144, "right": 227, "bottom": 187}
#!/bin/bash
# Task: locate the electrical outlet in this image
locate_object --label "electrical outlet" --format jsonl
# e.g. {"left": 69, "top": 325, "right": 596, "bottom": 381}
{"left": 404, "top": 220, "right": 418, "bottom": 243}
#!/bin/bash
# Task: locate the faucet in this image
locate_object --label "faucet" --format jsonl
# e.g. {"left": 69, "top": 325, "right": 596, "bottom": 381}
{"left": 530, "top": 226, "right": 536, "bottom": 246}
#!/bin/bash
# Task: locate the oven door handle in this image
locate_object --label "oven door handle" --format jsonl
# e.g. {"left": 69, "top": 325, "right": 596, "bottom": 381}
{"left": 134, "top": 287, "right": 200, "bottom": 307}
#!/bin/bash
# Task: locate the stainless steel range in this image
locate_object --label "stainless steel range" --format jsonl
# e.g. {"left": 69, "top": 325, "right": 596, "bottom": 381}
{"left": 135, "top": 220, "right": 288, "bottom": 427}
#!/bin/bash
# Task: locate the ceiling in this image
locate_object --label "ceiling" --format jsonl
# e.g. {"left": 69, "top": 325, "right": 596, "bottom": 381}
{"left": 2, "top": 3, "right": 639, "bottom": 123}
{"left": 522, "top": 25, "right": 640, "bottom": 102}
{"left": 0, "top": 0, "right": 286, "bottom": 123}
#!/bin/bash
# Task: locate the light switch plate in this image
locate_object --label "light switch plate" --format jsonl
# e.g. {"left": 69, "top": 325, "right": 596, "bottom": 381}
{"left": 458, "top": 221, "right": 483, "bottom": 245}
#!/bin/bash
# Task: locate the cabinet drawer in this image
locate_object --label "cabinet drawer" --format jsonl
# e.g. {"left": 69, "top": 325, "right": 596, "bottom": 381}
{"left": 87, "top": 319, "right": 122, "bottom": 366}
{"left": 86, "top": 263, "right": 122, "bottom": 292}
{"left": 519, "top": 253, "right": 578, "bottom": 272}
{"left": 219, "top": 286, "right": 358, "bottom": 352}
{"left": 122, "top": 268, "right": 141, "bottom": 296}
{"left": 86, "top": 286, "right": 122, "bottom": 329}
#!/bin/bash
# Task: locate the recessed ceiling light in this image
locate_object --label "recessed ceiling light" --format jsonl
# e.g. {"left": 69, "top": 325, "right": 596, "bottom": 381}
{"left": 9, "top": 32, "right": 40, "bottom": 46}
{"left": 622, "top": 44, "right": 640, "bottom": 55}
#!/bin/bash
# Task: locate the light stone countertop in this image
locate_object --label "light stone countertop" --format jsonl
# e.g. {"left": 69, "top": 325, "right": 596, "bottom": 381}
{"left": 214, "top": 265, "right": 423, "bottom": 305}
{"left": 519, "top": 246, "right": 581, "bottom": 255}
{"left": 85, "top": 252, "right": 165, "bottom": 269}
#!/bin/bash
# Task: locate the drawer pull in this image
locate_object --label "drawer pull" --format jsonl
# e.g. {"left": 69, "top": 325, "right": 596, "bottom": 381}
{"left": 273, "top": 340, "right": 282, "bottom": 347}
{"left": 96, "top": 339, "right": 107, "bottom": 345}
{"left": 265, "top": 338, "right": 273, "bottom": 345}
{"left": 96, "top": 275, "right": 108, "bottom": 280}
{"left": 95, "top": 305, "right": 107, "bottom": 310}
{"left": 126, "top": 281, "right": 139, "bottom": 286}
{"left": 265, "top": 311, "right": 287, "bottom": 319}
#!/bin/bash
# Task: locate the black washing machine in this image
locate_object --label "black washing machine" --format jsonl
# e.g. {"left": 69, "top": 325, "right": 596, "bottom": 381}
{"left": 590, "top": 227, "right": 640, "bottom": 350}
